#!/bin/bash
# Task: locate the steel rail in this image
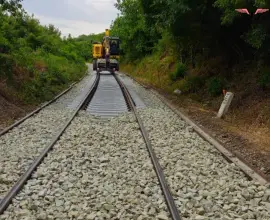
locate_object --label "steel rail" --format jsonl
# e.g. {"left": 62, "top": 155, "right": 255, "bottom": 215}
{"left": 86, "top": 73, "right": 130, "bottom": 117}
{"left": 122, "top": 73, "right": 269, "bottom": 184}
{"left": 114, "top": 74, "right": 182, "bottom": 220}
{"left": 0, "top": 74, "right": 88, "bottom": 137}
{"left": 0, "top": 73, "right": 100, "bottom": 214}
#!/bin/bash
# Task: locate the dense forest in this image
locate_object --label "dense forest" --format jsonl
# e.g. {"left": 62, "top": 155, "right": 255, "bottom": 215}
{"left": 1, "top": 0, "right": 270, "bottom": 109}
{"left": 109, "top": 0, "right": 270, "bottom": 97}
{"left": 0, "top": 0, "right": 88, "bottom": 103}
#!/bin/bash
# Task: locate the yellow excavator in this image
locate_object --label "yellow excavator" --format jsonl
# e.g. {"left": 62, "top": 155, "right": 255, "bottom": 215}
{"left": 92, "top": 29, "right": 120, "bottom": 74}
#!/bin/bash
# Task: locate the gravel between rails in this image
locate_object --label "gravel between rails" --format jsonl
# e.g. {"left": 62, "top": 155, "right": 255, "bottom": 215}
{"left": 1, "top": 112, "right": 169, "bottom": 220}
{"left": 0, "top": 68, "right": 94, "bottom": 201}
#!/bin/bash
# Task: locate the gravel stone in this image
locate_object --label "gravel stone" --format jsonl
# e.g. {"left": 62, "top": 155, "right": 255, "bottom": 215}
{"left": 2, "top": 112, "right": 169, "bottom": 219}
{"left": 0, "top": 66, "right": 94, "bottom": 200}
{"left": 2, "top": 71, "right": 269, "bottom": 219}
{"left": 137, "top": 102, "right": 270, "bottom": 219}
{"left": 118, "top": 74, "right": 270, "bottom": 219}
{"left": 157, "top": 212, "right": 169, "bottom": 220}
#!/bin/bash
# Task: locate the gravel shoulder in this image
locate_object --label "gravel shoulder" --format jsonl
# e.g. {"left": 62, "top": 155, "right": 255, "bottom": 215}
{"left": 139, "top": 107, "right": 270, "bottom": 219}
{"left": 124, "top": 73, "right": 270, "bottom": 180}
{"left": 119, "top": 73, "right": 270, "bottom": 219}
{"left": 0, "top": 68, "right": 94, "bottom": 201}
{"left": 2, "top": 112, "right": 169, "bottom": 220}
{"left": 161, "top": 93, "right": 270, "bottom": 180}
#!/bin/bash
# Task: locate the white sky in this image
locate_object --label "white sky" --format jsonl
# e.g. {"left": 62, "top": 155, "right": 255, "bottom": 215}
{"left": 22, "top": 0, "right": 119, "bottom": 37}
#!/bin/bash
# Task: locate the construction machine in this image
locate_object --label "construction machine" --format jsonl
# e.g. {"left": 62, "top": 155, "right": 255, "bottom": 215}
{"left": 92, "top": 29, "right": 120, "bottom": 74}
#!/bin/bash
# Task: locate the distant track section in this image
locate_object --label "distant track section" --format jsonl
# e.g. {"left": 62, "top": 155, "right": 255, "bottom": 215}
{"left": 87, "top": 73, "right": 129, "bottom": 118}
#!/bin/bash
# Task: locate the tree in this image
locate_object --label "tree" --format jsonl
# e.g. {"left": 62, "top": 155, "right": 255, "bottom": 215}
{"left": 111, "top": 0, "right": 159, "bottom": 61}
{"left": 111, "top": 0, "right": 270, "bottom": 65}
{"left": 0, "top": 4, "right": 87, "bottom": 102}
{"left": 0, "top": 0, "right": 23, "bottom": 12}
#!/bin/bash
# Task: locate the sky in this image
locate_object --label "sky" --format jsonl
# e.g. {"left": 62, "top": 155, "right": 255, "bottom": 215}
{"left": 21, "top": 0, "right": 119, "bottom": 37}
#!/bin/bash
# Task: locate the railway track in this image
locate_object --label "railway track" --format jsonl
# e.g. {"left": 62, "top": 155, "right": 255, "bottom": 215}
{"left": 0, "top": 72, "right": 99, "bottom": 214}
{"left": 117, "top": 74, "right": 270, "bottom": 219}
{"left": 122, "top": 73, "right": 269, "bottom": 185}
{"left": 0, "top": 71, "right": 181, "bottom": 219}
{"left": 0, "top": 75, "right": 86, "bottom": 137}
{"left": 1, "top": 69, "right": 269, "bottom": 219}
{"left": 0, "top": 69, "right": 94, "bottom": 202}
{"left": 86, "top": 73, "right": 129, "bottom": 118}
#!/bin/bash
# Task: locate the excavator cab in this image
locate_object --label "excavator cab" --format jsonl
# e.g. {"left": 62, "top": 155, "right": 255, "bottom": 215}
{"left": 109, "top": 37, "right": 120, "bottom": 57}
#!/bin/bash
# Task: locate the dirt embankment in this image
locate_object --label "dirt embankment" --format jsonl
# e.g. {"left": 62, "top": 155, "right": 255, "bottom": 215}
{"left": 0, "top": 86, "right": 35, "bottom": 131}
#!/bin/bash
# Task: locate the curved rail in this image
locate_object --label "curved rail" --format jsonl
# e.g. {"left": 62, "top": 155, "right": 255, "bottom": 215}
{"left": 114, "top": 74, "right": 182, "bottom": 220}
{"left": 0, "top": 73, "right": 100, "bottom": 214}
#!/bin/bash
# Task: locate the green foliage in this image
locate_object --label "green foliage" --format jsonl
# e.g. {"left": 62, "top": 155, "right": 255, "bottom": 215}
{"left": 111, "top": 0, "right": 159, "bottom": 61}
{"left": 111, "top": 0, "right": 270, "bottom": 94}
{"left": 72, "top": 33, "right": 104, "bottom": 60}
{"left": 22, "top": 53, "right": 85, "bottom": 102}
{"left": 207, "top": 77, "right": 224, "bottom": 96}
{"left": 258, "top": 68, "right": 270, "bottom": 88}
{"left": 0, "top": 5, "right": 87, "bottom": 103}
{"left": 243, "top": 25, "right": 267, "bottom": 49}
{"left": 112, "top": 0, "right": 270, "bottom": 61}
{"left": 0, "top": 53, "right": 13, "bottom": 80}
{"left": 153, "top": 32, "right": 179, "bottom": 56}
{"left": 177, "top": 76, "right": 205, "bottom": 93}
{"left": 185, "top": 76, "right": 205, "bottom": 93}
{"left": 0, "top": 0, "right": 23, "bottom": 13}
{"left": 170, "top": 63, "right": 187, "bottom": 81}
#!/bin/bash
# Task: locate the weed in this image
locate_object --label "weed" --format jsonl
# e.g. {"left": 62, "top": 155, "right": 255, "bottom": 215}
{"left": 207, "top": 77, "right": 224, "bottom": 97}
{"left": 176, "top": 75, "right": 205, "bottom": 93}
{"left": 170, "top": 63, "right": 187, "bottom": 81}
{"left": 258, "top": 68, "right": 270, "bottom": 89}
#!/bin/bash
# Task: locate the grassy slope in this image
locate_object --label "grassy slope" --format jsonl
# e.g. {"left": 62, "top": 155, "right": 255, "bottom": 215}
{"left": 121, "top": 54, "right": 270, "bottom": 152}
{"left": 0, "top": 61, "right": 87, "bottom": 129}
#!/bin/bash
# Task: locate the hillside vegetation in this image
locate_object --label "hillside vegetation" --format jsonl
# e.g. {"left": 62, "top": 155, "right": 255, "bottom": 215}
{"left": 0, "top": 0, "right": 87, "bottom": 104}
{"left": 110, "top": 0, "right": 270, "bottom": 129}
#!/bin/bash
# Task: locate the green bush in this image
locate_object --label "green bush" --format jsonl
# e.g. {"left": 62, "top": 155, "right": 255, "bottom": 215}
{"left": 0, "top": 9, "right": 87, "bottom": 104}
{"left": 0, "top": 53, "right": 14, "bottom": 80}
{"left": 258, "top": 68, "right": 270, "bottom": 88}
{"left": 21, "top": 53, "right": 86, "bottom": 103}
{"left": 178, "top": 75, "right": 205, "bottom": 93}
{"left": 207, "top": 77, "right": 224, "bottom": 96}
{"left": 185, "top": 75, "right": 205, "bottom": 93}
{"left": 170, "top": 62, "right": 187, "bottom": 81}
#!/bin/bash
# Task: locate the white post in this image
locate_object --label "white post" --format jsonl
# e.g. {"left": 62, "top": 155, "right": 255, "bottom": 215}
{"left": 217, "top": 92, "right": 234, "bottom": 118}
